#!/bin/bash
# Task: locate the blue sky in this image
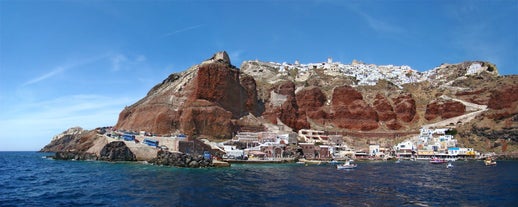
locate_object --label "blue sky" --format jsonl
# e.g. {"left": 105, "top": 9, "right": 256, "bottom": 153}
{"left": 0, "top": 0, "right": 517, "bottom": 151}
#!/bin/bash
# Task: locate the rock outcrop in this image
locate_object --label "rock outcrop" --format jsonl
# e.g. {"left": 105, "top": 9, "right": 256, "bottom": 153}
{"left": 330, "top": 86, "right": 379, "bottom": 130}
{"left": 150, "top": 150, "right": 213, "bottom": 168}
{"left": 115, "top": 51, "right": 259, "bottom": 138}
{"left": 99, "top": 141, "right": 136, "bottom": 161}
{"left": 425, "top": 100, "right": 466, "bottom": 120}
{"left": 41, "top": 127, "right": 101, "bottom": 153}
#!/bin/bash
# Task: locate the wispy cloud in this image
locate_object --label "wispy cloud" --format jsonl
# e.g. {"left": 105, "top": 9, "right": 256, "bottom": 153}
{"left": 229, "top": 50, "right": 245, "bottom": 65}
{"left": 358, "top": 11, "right": 404, "bottom": 34}
{"left": 22, "top": 66, "right": 66, "bottom": 86}
{"left": 111, "top": 54, "right": 128, "bottom": 71}
{"left": 110, "top": 54, "right": 147, "bottom": 71}
{"left": 0, "top": 94, "right": 137, "bottom": 151}
{"left": 22, "top": 54, "right": 109, "bottom": 86}
{"left": 446, "top": 3, "right": 515, "bottom": 73}
{"left": 162, "top": 24, "right": 204, "bottom": 37}
{"left": 342, "top": 4, "right": 404, "bottom": 35}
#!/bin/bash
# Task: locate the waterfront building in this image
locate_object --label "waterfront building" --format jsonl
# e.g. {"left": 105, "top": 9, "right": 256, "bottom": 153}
{"left": 298, "top": 129, "right": 329, "bottom": 144}
{"left": 369, "top": 144, "right": 380, "bottom": 156}
{"left": 299, "top": 143, "right": 316, "bottom": 159}
{"left": 394, "top": 140, "right": 414, "bottom": 158}
{"left": 234, "top": 132, "right": 260, "bottom": 143}
{"left": 397, "top": 127, "right": 479, "bottom": 160}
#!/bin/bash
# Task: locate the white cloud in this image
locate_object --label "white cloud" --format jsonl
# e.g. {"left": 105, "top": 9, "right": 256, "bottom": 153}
{"left": 229, "top": 50, "right": 245, "bottom": 65}
{"left": 111, "top": 54, "right": 128, "bottom": 71}
{"left": 22, "top": 54, "right": 110, "bottom": 86}
{"left": 22, "top": 66, "right": 66, "bottom": 86}
{"left": 162, "top": 24, "right": 204, "bottom": 37}
{"left": 0, "top": 94, "right": 138, "bottom": 151}
{"left": 136, "top": 55, "right": 147, "bottom": 62}
{"left": 110, "top": 54, "right": 148, "bottom": 71}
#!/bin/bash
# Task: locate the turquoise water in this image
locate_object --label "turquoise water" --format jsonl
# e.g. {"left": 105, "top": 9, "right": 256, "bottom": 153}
{"left": 1, "top": 152, "right": 516, "bottom": 206}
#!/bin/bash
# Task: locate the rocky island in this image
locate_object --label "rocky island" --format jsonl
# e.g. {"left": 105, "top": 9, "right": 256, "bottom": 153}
{"left": 41, "top": 51, "right": 518, "bottom": 166}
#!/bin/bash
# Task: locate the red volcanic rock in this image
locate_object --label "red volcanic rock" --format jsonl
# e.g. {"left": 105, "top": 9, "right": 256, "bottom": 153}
{"left": 392, "top": 94, "right": 416, "bottom": 122}
{"left": 240, "top": 74, "right": 260, "bottom": 116}
{"left": 296, "top": 87, "right": 328, "bottom": 126}
{"left": 115, "top": 53, "right": 259, "bottom": 137}
{"left": 385, "top": 119, "right": 402, "bottom": 130}
{"left": 275, "top": 81, "right": 296, "bottom": 95}
{"left": 331, "top": 86, "right": 379, "bottom": 130}
{"left": 195, "top": 63, "right": 249, "bottom": 118}
{"left": 262, "top": 81, "right": 310, "bottom": 131}
{"left": 306, "top": 109, "right": 329, "bottom": 125}
{"left": 488, "top": 85, "right": 518, "bottom": 110}
{"left": 180, "top": 100, "right": 233, "bottom": 139}
{"left": 331, "top": 85, "right": 363, "bottom": 106}
{"left": 373, "top": 94, "right": 397, "bottom": 121}
{"left": 116, "top": 105, "right": 181, "bottom": 134}
{"left": 425, "top": 100, "right": 466, "bottom": 120}
{"left": 296, "top": 87, "right": 327, "bottom": 109}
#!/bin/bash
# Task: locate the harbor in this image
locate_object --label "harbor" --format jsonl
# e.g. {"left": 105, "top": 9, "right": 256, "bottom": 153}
{"left": 96, "top": 124, "right": 505, "bottom": 168}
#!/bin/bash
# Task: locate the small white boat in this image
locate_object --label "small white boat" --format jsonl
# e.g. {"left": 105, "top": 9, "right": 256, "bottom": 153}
{"left": 446, "top": 162, "right": 453, "bottom": 168}
{"left": 484, "top": 157, "right": 497, "bottom": 166}
{"left": 337, "top": 159, "right": 357, "bottom": 170}
{"left": 395, "top": 158, "right": 401, "bottom": 164}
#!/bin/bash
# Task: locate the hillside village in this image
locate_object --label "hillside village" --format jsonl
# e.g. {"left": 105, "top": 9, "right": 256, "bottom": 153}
{"left": 99, "top": 124, "right": 484, "bottom": 164}
{"left": 242, "top": 57, "right": 493, "bottom": 87}
{"left": 42, "top": 52, "right": 517, "bottom": 166}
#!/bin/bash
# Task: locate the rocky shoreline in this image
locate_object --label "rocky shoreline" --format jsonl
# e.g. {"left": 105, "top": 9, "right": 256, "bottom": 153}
{"left": 41, "top": 127, "right": 221, "bottom": 168}
{"left": 50, "top": 149, "right": 215, "bottom": 168}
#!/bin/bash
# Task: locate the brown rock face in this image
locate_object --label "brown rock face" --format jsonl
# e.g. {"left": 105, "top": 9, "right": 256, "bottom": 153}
{"left": 195, "top": 63, "right": 248, "bottom": 118}
{"left": 392, "top": 94, "right": 416, "bottom": 123}
{"left": 240, "top": 74, "right": 261, "bottom": 116}
{"left": 271, "top": 81, "right": 310, "bottom": 131}
{"left": 425, "top": 100, "right": 466, "bottom": 120}
{"left": 115, "top": 53, "right": 258, "bottom": 138}
{"left": 296, "top": 87, "right": 327, "bottom": 109}
{"left": 331, "top": 85, "right": 363, "bottom": 106}
{"left": 296, "top": 87, "right": 328, "bottom": 124}
{"left": 330, "top": 86, "right": 379, "bottom": 130}
{"left": 373, "top": 94, "right": 401, "bottom": 130}
{"left": 180, "top": 100, "right": 234, "bottom": 138}
{"left": 488, "top": 85, "right": 518, "bottom": 110}
{"left": 373, "top": 94, "right": 397, "bottom": 121}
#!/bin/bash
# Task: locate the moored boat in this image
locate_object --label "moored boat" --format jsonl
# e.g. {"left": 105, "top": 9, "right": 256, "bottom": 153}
{"left": 337, "top": 159, "right": 357, "bottom": 169}
{"left": 484, "top": 157, "right": 497, "bottom": 166}
{"left": 447, "top": 162, "right": 454, "bottom": 168}
{"left": 430, "top": 157, "right": 447, "bottom": 164}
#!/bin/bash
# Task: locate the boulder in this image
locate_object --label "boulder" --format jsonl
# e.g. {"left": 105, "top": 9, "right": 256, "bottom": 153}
{"left": 99, "top": 141, "right": 136, "bottom": 161}
{"left": 150, "top": 150, "right": 213, "bottom": 168}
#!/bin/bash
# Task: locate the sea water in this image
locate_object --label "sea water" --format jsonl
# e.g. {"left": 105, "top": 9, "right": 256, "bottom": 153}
{"left": 1, "top": 151, "right": 516, "bottom": 206}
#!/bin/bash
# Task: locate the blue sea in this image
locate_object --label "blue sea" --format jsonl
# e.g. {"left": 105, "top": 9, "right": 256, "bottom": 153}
{"left": 1, "top": 152, "right": 516, "bottom": 206}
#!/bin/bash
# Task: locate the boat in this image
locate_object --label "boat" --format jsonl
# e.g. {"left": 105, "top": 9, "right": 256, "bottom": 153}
{"left": 329, "top": 160, "right": 340, "bottom": 165}
{"left": 395, "top": 158, "right": 401, "bottom": 164}
{"left": 484, "top": 157, "right": 497, "bottom": 166}
{"left": 446, "top": 162, "right": 454, "bottom": 168}
{"left": 430, "top": 157, "right": 447, "bottom": 164}
{"left": 336, "top": 159, "right": 357, "bottom": 169}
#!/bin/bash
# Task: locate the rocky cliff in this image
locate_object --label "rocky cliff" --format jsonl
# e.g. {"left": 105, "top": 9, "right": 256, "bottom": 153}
{"left": 50, "top": 52, "right": 517, "bottom": 154}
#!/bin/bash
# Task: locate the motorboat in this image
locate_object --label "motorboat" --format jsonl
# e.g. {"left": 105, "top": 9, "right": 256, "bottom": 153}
{"left": 336, "top": 159, "right": 357, "bottom": 169}
{"left": 484, "top": 157, "right": 497, "bottom": 166}
{"left": 446, "top": 162, "right": 454, "bottom": 168}
{"left": 430, "top": 157, "right": 447, "bottom": 164}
